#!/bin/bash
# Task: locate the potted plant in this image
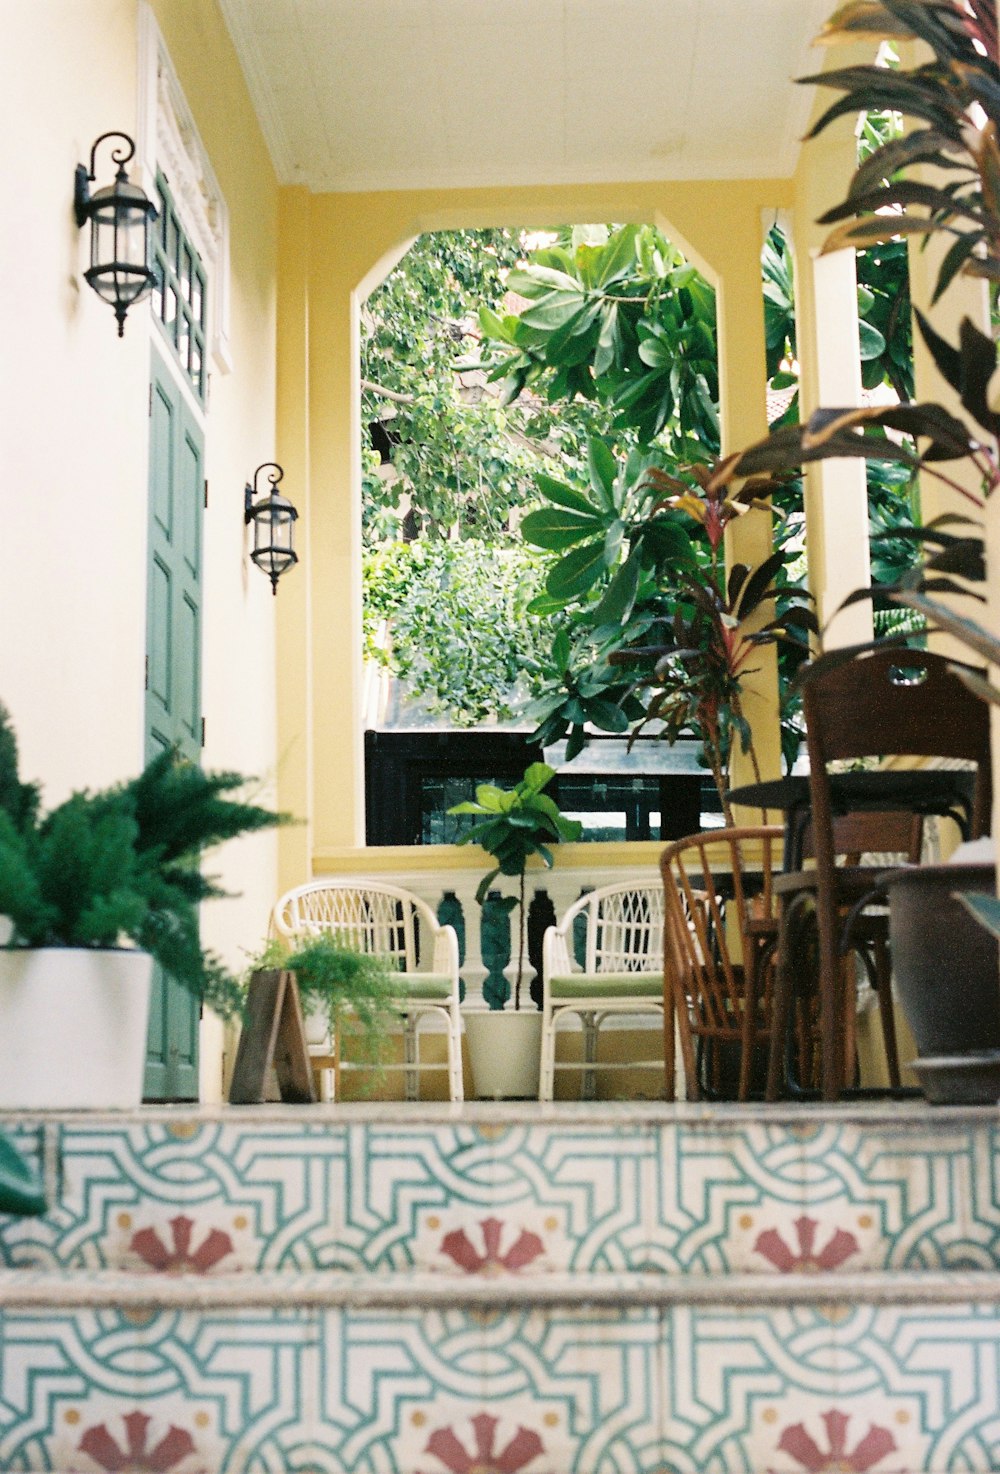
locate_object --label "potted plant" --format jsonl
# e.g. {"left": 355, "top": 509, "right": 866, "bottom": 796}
{"left": 449, "top": 762, "right": 581, "bottom": 1098}
{"left": 252, "top": 932, "right": 398, "bottom": 1091}
{"left": 0, "top": 702, "right": 285, "bottom": 1109}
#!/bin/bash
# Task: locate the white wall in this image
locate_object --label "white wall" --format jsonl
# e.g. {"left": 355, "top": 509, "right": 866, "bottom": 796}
{"left": 0, "top": 0, "right": 284, "bottom": 1099}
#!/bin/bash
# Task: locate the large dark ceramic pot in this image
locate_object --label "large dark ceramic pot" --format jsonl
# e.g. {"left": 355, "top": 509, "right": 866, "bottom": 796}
{"left": 885, "top": 862, "right": 1000, "bottom": 1103}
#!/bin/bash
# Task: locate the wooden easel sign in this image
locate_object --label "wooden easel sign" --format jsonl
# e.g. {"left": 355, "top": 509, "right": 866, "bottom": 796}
{"left": 229, "top": 969, "right": 316, "bottom": 1104}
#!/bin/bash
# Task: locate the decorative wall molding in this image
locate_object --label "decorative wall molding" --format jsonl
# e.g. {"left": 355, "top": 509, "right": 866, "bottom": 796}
{"left": 137, "top": 5, "right": 232, "bottom": 376}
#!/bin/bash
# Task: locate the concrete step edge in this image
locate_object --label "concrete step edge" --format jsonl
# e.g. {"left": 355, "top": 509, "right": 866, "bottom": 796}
{"left": 4, "top": 1100, "right": 999, "bottom": 1126}
{"left": 2, "top": 1267, "right": 1000, "bottom": 1310}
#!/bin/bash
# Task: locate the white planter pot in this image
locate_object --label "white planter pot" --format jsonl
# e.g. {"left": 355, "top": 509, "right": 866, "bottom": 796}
{"left": 0, "top": 948, "right": 154, "bottom": 1110}
{"left": 464, "top": 1010, "right": 542, "bottom": 1100}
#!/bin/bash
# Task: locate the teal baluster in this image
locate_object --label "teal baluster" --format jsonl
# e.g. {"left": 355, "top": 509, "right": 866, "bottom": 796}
{"left": 437, "top": 889, "right": 466, "bottom": 1003}
{"left": 527, "top": 887, "right": 556, "bottom": 1010}
{"left": 480, "top": 889, "right": 512, "bottom": 1011}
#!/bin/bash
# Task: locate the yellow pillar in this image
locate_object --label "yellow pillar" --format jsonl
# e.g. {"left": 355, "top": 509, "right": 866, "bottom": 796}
{"left": 275, "top": 186, "right": 314, "bottom": 888}
{"left": 307, "top": 198, "right": 370, "bottom": 852}
{"left": 792, "top": 97, "right": 873, "bottom": 651}
{"left": 715, "top": 210, "right": 782, "bottom": 787}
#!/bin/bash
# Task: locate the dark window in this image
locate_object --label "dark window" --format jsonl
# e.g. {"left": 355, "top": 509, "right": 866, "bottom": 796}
{"left": 364, "top": 731, "right": 707, "bottom": 846}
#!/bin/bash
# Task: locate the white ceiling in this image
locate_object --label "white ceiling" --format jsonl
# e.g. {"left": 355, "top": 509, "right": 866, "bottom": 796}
{"left": 218, "top": 0, "right": 835, "bottom": 194}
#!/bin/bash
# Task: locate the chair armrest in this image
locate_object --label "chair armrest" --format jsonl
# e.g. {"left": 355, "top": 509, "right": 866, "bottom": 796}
{"left": 432, "top": 923, "right": 460, "bottom": 987}
{"left": 542, "top": 924, "right": 573, "bottom": 980}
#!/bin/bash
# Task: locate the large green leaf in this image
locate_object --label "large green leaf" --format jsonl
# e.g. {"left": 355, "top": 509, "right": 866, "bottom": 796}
{"left": 593, "top": 304, "right": 620, "bottom": 377}
{"left": 518, "top": 292, "right": 587, "bottom": 332}
{"left": 534, "top": 474, "right": 598, "bottom": 514}
{"left": 595, "top": 224, "right": 640, "bottom": 287}
{"left": 581, "top": 697, "right": 629, "bottom": 733}
{"left": 592, "top": 545, "right": 642, "bottom": 627}
{"left": 520, "top": 507, "right": 604, "bottom": 551}
{"left": 858, "top": 320, "right": 887, "bottom": 360}
{"left": 588, "top": 438, "right": 618, "bottom": 510}
{"left": 545, "top": 540, "right": 609, "bottom": 600}
{"left": 505, "top": 265, "right": 581, "bottom": 296}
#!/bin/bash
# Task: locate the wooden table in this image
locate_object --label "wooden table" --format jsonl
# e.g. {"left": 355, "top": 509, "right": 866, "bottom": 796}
{"left": 728, "top": 769, "right": 976, "bottom": 870}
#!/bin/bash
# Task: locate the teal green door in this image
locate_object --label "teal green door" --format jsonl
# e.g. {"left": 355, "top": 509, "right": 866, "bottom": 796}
{"left": 144, "top": 350, "right": 204, "bottom": 1100}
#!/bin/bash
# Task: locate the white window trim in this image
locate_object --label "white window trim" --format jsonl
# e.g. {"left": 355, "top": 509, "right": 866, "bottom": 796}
{"left": 137, "top": 3, "right": 233, "bottom": 378}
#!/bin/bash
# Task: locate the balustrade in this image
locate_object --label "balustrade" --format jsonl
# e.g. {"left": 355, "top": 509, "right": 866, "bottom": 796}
{"left": 308, "top": 842, "right": 663, "bottom": 1009}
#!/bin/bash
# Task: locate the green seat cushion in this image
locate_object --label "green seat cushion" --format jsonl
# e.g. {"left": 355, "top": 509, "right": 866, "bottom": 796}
{"left": 548, "top": 971, "right": 663, "bottom": 1000}
{"left": 396, "top": 973, "right": 454, "bottom": 1001}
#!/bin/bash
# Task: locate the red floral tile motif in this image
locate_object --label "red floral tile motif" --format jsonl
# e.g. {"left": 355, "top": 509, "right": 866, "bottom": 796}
{"left": 130, "top": 1216, "right": 233, "bottom": 1274}
{"left": 78, "top": 1410, "right": 197, "bottom": 1472}
{"left": 439, "top": 1217, "right": 544, "bottom": 1274}
{"left": 773, "top": 1409, "right": 900, "bottom": 1473}
{"left": 754, "top": 1215, "right": 860, "bottom": 1272}
{"left": 422, "top": 1412, "right": 544, "bottom": 1474}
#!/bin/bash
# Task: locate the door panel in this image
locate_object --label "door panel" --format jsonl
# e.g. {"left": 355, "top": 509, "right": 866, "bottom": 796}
{"left": 178, "top": 593, "right": 200, "bottom": 745}
{"left": 144, "top": 349, "right": 204, "bottom": 1101}
{"left": 179, "top": 425, "right": 201, "bottom": 577}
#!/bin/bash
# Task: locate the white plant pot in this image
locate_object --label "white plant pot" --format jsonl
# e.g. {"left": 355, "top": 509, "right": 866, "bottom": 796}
{"left": 465, "top": 1010, "right": 543, "bottom": 1100}
{"left": 0, "top": 948, "right": 154, "bottom": 1110}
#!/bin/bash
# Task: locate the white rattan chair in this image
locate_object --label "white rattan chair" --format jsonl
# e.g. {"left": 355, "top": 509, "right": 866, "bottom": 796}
{"left": 271, "top": 879, "right": 464, "bottom": 1102}
{"left": 539, "top": 881, "right": 665, "bottom": 1101}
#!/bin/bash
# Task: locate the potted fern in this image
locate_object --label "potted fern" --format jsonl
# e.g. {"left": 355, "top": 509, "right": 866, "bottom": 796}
{"left": 450, "top": 762, "right": 581, "bottom": 1098}
{"left": 0, "top": 702, "right": 284, "bottom": 1109}
{"left": 251, "top": 932, "right": 398, "bottom": 1096}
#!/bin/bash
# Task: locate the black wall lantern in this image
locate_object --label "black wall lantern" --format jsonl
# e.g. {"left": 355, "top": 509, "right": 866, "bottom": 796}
{"left": 245, "top": 463, "right": 299, "bottom": 595}
{"left": 74, "top": 132, "right": 158, "bottom": 337}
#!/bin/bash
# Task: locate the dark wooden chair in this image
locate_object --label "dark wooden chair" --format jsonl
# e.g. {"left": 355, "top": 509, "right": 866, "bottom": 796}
{"left": 766, "top": 808, "right": 922, "bottom": 1101}
{"left": 780, "top": 647, "right": 992, "bottom": 1101}
{"left": 661, "top": 826, "right": 784, "bottom": 1101}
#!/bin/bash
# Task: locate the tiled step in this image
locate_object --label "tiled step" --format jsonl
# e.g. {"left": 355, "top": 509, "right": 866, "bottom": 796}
{"left": 1, "top": 1276, "right": 1000, "bottom": 1471}
{"left": 2, "top": 1103, "right": 1000, "bottom": 1472}
{"left": 3, "top": 1101, "right": 1000, "bottom": 1278}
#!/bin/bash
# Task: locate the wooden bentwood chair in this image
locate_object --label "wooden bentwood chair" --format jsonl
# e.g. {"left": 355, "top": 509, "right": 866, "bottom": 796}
{"left": 766, "top": 808, "right": 922, "bottom": 1101}
{"left": 661, "top": 827, "right": 784, "bottom": 1101}
{"left": 773, "top": 647, "right": 992, "bottom": 1102}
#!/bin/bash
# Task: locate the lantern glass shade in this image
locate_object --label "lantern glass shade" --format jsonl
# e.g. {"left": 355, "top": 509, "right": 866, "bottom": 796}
{"left": 249, "top": 493, "right": 299, "bottom": 594}
{"left": 81, "top": 166, "right": 158, "bottom": 334}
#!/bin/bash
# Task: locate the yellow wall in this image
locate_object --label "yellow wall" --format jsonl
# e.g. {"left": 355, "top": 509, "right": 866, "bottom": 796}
{"left": 278, "top": 178, "right": 792, "bottom": 877}
{"left": 0, "top": 1, "right": 282, "bottom": 1099}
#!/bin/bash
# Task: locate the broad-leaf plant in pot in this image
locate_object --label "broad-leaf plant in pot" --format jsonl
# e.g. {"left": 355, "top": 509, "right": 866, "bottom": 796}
{"left": 0, "top": 702, "right": 285, "bottom": 1109}
{"left": 450, "top": 762, "right": 581, "bottom": 1098}
{"left": 727, "top": 0, "right": 1000, "bottom": 1101}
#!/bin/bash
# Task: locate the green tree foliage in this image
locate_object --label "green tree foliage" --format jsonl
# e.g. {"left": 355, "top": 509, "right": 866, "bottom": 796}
{"left": 360, "top": 200, "right": 917, "bottom": 741}
{"left": 362, "top": 228, "right": 545, "bottom": 542}
{"left": 363, "top": 542, "right": 550, "bottom": 726}
{"left": 480, "top": 224, "right": 719, "bottom": 455}
{"left": 519, "top": 441, "right": 817, "bottom": 813}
